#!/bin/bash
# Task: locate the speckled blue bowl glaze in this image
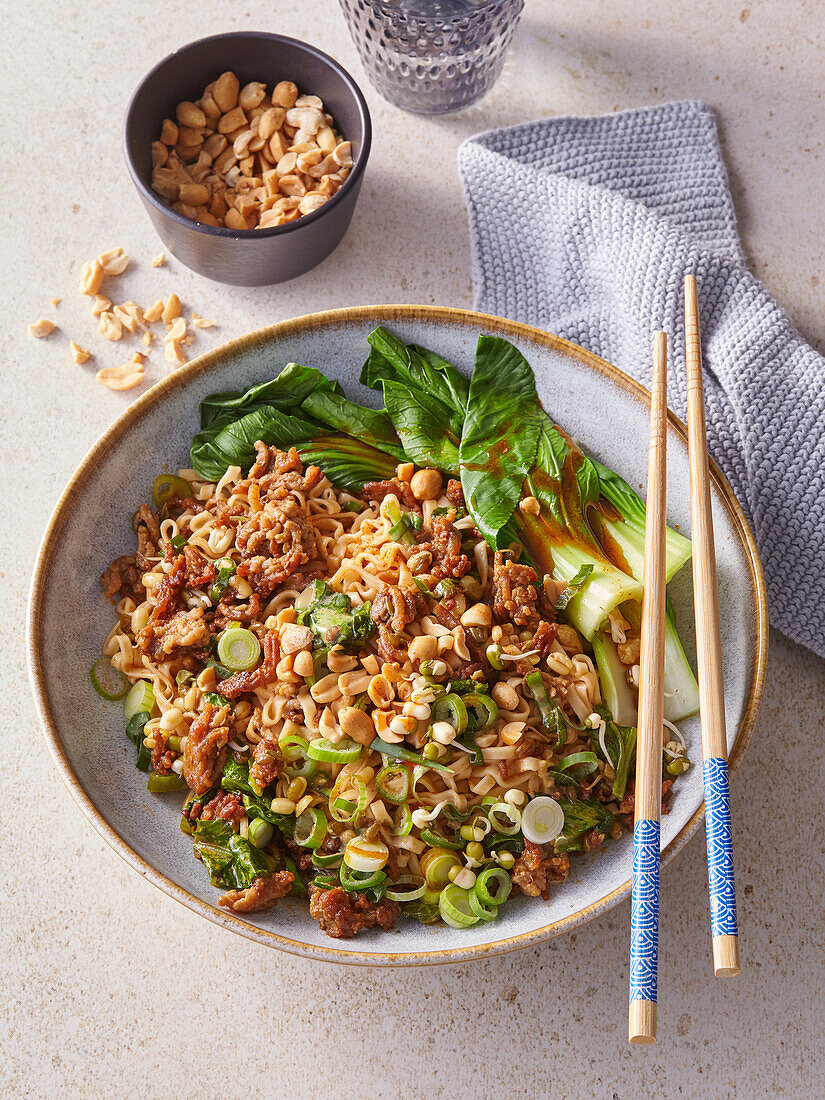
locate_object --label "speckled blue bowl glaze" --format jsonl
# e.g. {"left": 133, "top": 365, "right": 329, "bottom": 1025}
{"left": 28, "top": 307, "right": 767, "bottom": 966}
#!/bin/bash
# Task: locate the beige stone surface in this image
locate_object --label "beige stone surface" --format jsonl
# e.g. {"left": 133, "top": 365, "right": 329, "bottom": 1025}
{"left": 3, "top": 0, "right": 823, "bottom": 1096}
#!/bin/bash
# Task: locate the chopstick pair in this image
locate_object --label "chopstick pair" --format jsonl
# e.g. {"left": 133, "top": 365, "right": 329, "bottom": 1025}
{"left": 628, "top": 278, "right": 740, "bottom": 1045}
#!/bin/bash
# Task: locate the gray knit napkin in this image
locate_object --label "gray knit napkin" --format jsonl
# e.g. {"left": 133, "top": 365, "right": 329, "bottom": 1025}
{"left": 459, "top": 100, "right": 825, "bottom": 658}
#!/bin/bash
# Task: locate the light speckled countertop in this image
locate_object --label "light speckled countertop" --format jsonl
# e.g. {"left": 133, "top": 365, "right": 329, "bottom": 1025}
{"left": 4, "top": 1, "right": 823, "bottom": 1096}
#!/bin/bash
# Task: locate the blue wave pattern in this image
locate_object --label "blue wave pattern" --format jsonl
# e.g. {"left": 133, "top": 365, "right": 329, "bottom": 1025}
{"left": 703, "top": 757, "right": 738, "bottom": 938}
{"left": 629, "top": 818, "right": 660, "bottom": 1003}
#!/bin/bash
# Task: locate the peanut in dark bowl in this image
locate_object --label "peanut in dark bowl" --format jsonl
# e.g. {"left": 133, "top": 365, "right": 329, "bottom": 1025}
{"left": 123, "top": 32, "right": 371, "bottom": 286}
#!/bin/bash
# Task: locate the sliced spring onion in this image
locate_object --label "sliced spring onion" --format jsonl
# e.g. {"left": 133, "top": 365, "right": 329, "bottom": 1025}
{"left": 124, "top": 679, "right": 155, "bottom": 720}
{"left": 313, "top": 873, "right": 339, "bottom": 889}
{"left": 462, "top": 693, "right": 499, "bottom": 732}
{"left": 90, "top": 658, "right": 128, "bottom": 701}
{"left": 556, "top": 750, "right": 599, "bottom": 778}
{"left": 468, "top": 889, "right": 498, "bottom": 922}
{"left": 486, "top": 802, "right": 522, "bottom": 836}
{"left": 152, "top": 473, "right": 192, "bottom": 507}
{"left": 306, "top": 737, "right": 362, "bottom": 764}
{"left": 217, "top": 628, "right": 261, "bottom": 672}
{"left": 328, "top": 777, "right": 369, "bottom": 823}
{"left": 209, "top": 559, "right": 237, "bottom": 603}
{"left": 375, "top": 764, "right": 411, "bottom": 803}
{"left": 344, "top": 836, "right": 389, "bottom": 873}
{"left": 385, "top": 876, "right": 426, "bottom": 902}
{"left": 279, "top": 732, "right": 309, "bottom": 761}
{"left": 432, "top": 694, "right": 468, "bottom": 734}
{"left": 419, "top": 826, "right": 463, "bottom": 851}
{"left": 370, "top": 736, "right": 453, "bottom": 774}
{"left": 147, "top": 772, "right": 187, "bottom": 793}
{"left": 474, "top": 866, "right": 512, "bottom": 907}
{"left": 420, "top": 847, "right": 462, "bottom": 889}
{"left": 175, "top": 669, "right": 194, "bottom": 687}
{"left": 439, "top": 884, "right": 479, "bottom": 928}
{"left": 311, "top": 849, "right": 344, "bottom": 869}
{"left": 293, "top": 807, "right": 327, "bottom": 849}
{"left": 521, "top": 796, "right": 565, "bottom": 845}
{"left": 413, "top": 577, "right": 433, "bottom": 597}
{"left": 339, "top": 865, "right": 387, "bottom": 893}
{"left": 393, "top": 804, "right": 413, "bottom": 837}
{"left": 248, "top": 817, "right": 274, "bottom": 849}
{"left": 170, "top": 534, "right": 186, "bottom": 551}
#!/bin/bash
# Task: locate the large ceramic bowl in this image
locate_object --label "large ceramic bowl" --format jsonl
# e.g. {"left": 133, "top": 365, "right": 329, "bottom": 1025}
{"left": 28, "top": 306, "right": 768, "bottom": 966}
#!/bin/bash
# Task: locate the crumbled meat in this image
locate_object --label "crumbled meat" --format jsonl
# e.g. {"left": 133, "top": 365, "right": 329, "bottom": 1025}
{"left": 134, "top": 504, "right": 161, "bottom": 570}
{"left": 140, "top": 607, "right": 211, "bottom": 659}
{"left": 533, "top": 620, "right": 559, "bottom": 658}
{"left": 201, "top": 790, "right": 245, "bottom": 826}
{"left": 492, "top": 552, "right": 553, "bottom": 628}
{"left": 150, "top": 552, "right": 187, "bottom": 621}
{"left": 219, "top": 870, "right": 294, "bottom": 913}
{"left": 249, "top": 735, "right": 282, "bottom": 790}
{"left": 183, "top": 702, "right": 231, "bottom": 794}
{"left": 421, "top": 512, "right": 471, "bottom": 580}
{"left": 512, "top": 838, "right": 571, "bottom": 899}
{"left": 308, "top": 885, "right": 400, "bottom": 938}
{"left": 361, "top": 478, "right": 419, "bottom": 511}
{"left": 370, "top": 583, "right": 424, "bottom": 632}
{"left": 150, "top": 729, "right": 175, "bottom": 775}
{"left": 618, "top": 778, "right": 674, "bottom": 829}
{"left": 218, "top": 630, "right": 280, "bottom": 699}
{"left": 183, "top": 545, "right": 216, "bottom": 588}
{"left": 583, "top": 828, "right": 605, "bottom": 852}
{"left": 445, "top": 479, "right": 465, "bottom": 507}
{"left": 100, "top": 554, "right": 143, "bottom": 604}
{"left": 212, "top": 594, "right": 262, "bottom": 631}
{"left": 248, "top": 441, "right": 301, "bottom": 480}
{"left": 162, "top": 496, "right": 205, "bottom": 519}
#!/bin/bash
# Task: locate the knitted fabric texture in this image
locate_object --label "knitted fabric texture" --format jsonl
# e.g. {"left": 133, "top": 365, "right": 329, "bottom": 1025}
{"left": 459, "top": 100, "right": 824, "bottom": 656}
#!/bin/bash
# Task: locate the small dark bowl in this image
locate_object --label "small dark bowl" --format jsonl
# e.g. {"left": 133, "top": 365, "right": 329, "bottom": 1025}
{"left": 124, "top": 32, "right": 371, "bottom": 286}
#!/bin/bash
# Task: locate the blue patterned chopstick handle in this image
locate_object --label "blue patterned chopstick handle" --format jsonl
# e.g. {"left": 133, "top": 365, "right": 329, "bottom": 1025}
{"left": 703, "top": 757, "right": 738, "bottom": 938}
{"left": 629, "top": 819, "right": 660, "bottom": 1003}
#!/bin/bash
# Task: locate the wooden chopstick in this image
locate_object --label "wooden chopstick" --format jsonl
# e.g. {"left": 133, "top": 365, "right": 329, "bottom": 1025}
{"left": 684, "top": 275, "right": 741, "bottom": 978}
{"left": 628, "top": 331, "right": 669, "bottom": 1045}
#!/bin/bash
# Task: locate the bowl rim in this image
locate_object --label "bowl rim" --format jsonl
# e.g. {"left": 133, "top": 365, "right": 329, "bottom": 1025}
{"left": 27, "top": 304, "right": 769, "bottom": 966}
{"left": 122, "top": 30, "right": 372, "bottom": 241}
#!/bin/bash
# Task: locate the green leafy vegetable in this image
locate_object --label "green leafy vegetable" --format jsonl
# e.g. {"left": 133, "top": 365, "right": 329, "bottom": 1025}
{"left": 525, "top": 671, "right": 567, "bottom": 751}
{"left": 296, "top": 580, "right": 375, "bottom": 649}
{"left": 554, "top": 798, "right": 616, "bottom": 853}
{"left": 458, "top": 336, "right": 544, "bottom": 543}
{"left": 361, "top": 327, "right": 469, "bottom": 421}
{"left": 300, "top": 387, "right": 406, "bottom": 460}
{"left": 125, "top": 710, "right": 152, "bottom": 772}
{"left": 198, "top": 363, "right": 335, "bottom": 430}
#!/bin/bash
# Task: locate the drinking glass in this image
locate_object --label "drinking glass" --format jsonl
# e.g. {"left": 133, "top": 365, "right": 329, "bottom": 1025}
{"left": 338, "top": 0, "right": 524, "bottom": 115}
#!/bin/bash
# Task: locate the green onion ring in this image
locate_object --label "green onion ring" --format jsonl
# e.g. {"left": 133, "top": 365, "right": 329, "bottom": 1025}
{"left": 152, "top": 473, "right": 192, "bottom": 507}
{"left": 293, "top": 807, "right": 327, "bottom": 849}
{"left": 375, "top": 764, "right": 411, "bottom": 803}
{"left": 146, "top": 772, "right": 187, "bottom": 793}
{"left": 306, "top": 737, "right": 362, "bottom": 764}
{"left": 216, "top": 627, "right": 261, "bottom": 672}
{"left": 124, "top": 679, "right": 155, "bottom": 720}
{"left": 462, "top": 692, "right": 499, "bottom": 732}
{"left": 328, "top": 776, "right": 369, "bottom": 823}
{"left": 468, "top": 888, "right": 498, "bottom": 922}
{"left": 474, "top": 866, "right": 512, "bottom": 907}
{"left": 385, "top": 875, "right": 426, "bottom": 902}
{"left": 311, "top": 849, "right": 343, "bottom": 869}
{"left": 432, "top": 694, "right": 468, "bottom": 734}
{"left": 393, "top": 804, "right": 413, "bottom": 837}
{"left": 486, "top": 802, "right": 522, "bottom": 836}
{"left": 557, "top": 750, "right": 600, "bottom": 778}
{"left": 419, "top": 826, "right": 463, "bottom": 851}
{"left": 339, "top": 864, "right": 387, "bottom": 893}
{"left": 90, "top": 658, "right": 129, "bottom": 701}
{"left": 439, "top": 884, "right": 479, "bottom": 928}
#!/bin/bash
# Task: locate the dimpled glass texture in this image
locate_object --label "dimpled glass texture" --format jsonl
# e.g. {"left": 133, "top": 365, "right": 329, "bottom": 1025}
{"left": 338, "top": 0, "right": 524, "bottom": 114}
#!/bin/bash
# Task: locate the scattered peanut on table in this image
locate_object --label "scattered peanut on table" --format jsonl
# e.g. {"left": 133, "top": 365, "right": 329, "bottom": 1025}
{"left": 151, "top": 73, "right": 353, "bottom": 230}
